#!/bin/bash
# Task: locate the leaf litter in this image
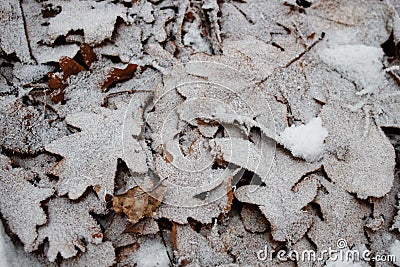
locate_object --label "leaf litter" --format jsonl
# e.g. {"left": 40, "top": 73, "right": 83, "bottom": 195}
{"left": 0, "top": 0, "right": 400, "bottom": 266}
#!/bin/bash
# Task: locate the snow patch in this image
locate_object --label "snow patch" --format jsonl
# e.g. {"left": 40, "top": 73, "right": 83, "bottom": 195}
{"left": 318, "top": 45, "right": 385, "bottom": 96}
{"left": 278, "top": 117, "right": 328, "bottom": 162}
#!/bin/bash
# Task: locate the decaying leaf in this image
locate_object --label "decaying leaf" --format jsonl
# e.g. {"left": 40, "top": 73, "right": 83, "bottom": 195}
{"left": 113, "top": 185, "right": 165, "bottom": 224}
{"left": 48, "top": 56, "right": 86, "bottom": 103}
{"left": 0, "top": 155, "right": 54, "bottom": 252}
{"left": 45, "top": 107, "right": 147, "bottom": 201}
{"left": 101, "top": 64, "right": 146, "bottom": 91}
{"left": 80, "top": 43, "right": 97, "bottom": 68}
{"left": 35, "top": 193, "right": 105, "bottom": 262}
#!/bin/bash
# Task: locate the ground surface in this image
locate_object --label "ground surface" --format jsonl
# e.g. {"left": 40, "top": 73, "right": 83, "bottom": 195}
{"left": 0, "top": 0, "right": 400, "bottom": 266}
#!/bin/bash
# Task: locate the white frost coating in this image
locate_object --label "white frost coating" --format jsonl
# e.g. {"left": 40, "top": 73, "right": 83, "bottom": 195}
{"left": 277, "top": 117, "right": 328, "bottom": 162}
{"left": 183, "top": 22, "right": 212, "bottom": 53}
{"left": 390, "top": 239, "right": 400, "bottom": 266}
{"left": 318, "top": 45, "right": 385, "bottom": 95}
{"left": 0, "top": 224, "right": 9, "bottom": 267}
{"left": 47, "top": 0, "right": 126, "bottom": 45}
{"left": 130, "top": 239, "right": 170, "bottom": 267}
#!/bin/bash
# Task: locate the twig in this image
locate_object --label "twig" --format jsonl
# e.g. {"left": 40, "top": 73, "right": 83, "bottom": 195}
{"left": 285, "top": 32, "right": 325, "bottom": 68}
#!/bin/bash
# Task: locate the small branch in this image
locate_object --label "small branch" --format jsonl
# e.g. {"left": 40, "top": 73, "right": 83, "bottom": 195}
{"left": 285, "top": 32, "right": 325, "bottom": 68}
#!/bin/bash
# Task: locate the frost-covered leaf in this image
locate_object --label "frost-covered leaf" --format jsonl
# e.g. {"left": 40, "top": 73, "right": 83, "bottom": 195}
{"left": 172, "top": 224, "right": 233, "bottom": 266}
{"left": 0, "top": 0, "right": 32, "bottom": 63}
{"left": 0, "top": 222, "right": 54, "bottom": 267}
{"left": 308, "top": 178, "right": 370, "bottom": 251}
{"left": 236, "top": 176, "right": 319, "bottom": 244}
{"left": 154, "top": 155, "right": 237, "bottom": 224}
{"left": 45, "top": 107, "right": 147, "bottom": 201}
{"left": 0, "top": 97, "right": 67, "bottom": 154}
{"left": 216, "top": 139, "right": 318, "bottom": 245}
{"left": 104, "top": 214, "right": 136, "bottom": 249}
{"left": 95, "top": 24, "right": 142, "bottom": 63}
{"left": 321, "top": 104, "right": 395, "bottom": 198}
{"left": 116, "top": 234, "right": 171, "bottom": 267}
{"left": 240, "top": 204, "right": 269, "bottom": 233}
{"left": 61, "top": 242, "right": 115, "bottom": 267}
{"left": 0, "top": 155, "right": 54, "bottom": 252}
{"left": 35, "top": 193, "right": 105, "bottom": 262}
{"left": 318, "top": 45, "right": 386, "bottom": 96}
{"left": 46, "top": 0, "right": 127, "bottom": 45}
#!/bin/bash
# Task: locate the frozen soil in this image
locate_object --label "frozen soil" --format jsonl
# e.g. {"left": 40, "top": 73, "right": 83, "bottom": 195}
{"left": 0, "top": 0, "right": 400, "bottom": 266}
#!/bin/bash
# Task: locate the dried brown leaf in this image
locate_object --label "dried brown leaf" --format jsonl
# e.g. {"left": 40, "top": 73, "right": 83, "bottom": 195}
{"left": 112, "top": 186, "right": 165, "bottom": 224}
{"left": 101, "top": 64, "right": 146, "bottom": 92}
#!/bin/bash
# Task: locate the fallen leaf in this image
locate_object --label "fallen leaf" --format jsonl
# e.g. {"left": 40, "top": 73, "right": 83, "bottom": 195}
{"left": 45, "top": 107, "right": 147, "bottom": 201}
{"left": 46, "top": 0, "right": 127, "bottom": 45}
{"left": 308, "top": 177, "right": 370, "bottom": 252}
{"left": 101, "top": 64, "right": 146, "bottom": 92}
{"left": 0, "top": 0, "right": 32, "bottom": 62}
{"left": 321, "top": 104, "right": 395, "bottom": 199}
{"left": 0, "top": 155, "right": 54, "bottom": 252}
{"left": 173, "top": 224, "right": 233, "bottom": 266}
{"left": 61, "top": 242, "right": 115, "bottom": 267}
{"left": 112, "top": 185, "right": 165, "bottom": 224}
{"left": 80, "top": 43, "right": 97, "bottom": 68}
{"left": 35, "top": 193, "right": 105, "bottom": 262}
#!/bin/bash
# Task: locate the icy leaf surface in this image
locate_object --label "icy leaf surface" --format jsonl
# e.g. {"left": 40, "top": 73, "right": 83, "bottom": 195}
{"left": 0, "top": 97, "right": 67, "bottom": 154}
{"left": 61, "top": 242, "right": 115, "bottom": 267}
{"left": 228, "top": 143, "right": 320, "bottom": 243}
{"left": 321, "top": 104, "right": 395, "bottom": 198}
{"left": 0, "top": 155, "right": 54, "bottom": 252}
{"left": 47, "top": 0, "right": 126, "bottom": 45}
{"left": 0, "top": 0, "right": 32, "bottom": 62}
{"left": 308, "top": 178, "right": 370, "bottom": 251}
{"left": 240, "top": 204, "right": 269, "bottom": 233}
{"left": 116, "top": 234, "right": 170, "bottom": 267}
{"left": 173, "top": 224, "right": 233, "bottom": 266}
{"left": 35, "top": 193, "right": 105, "bottom": 262}
{"left": 318, "top": 45, "right": 386, "bottom": 95}
{"left": 45, "top": 107, "right": 147, "bottom": 201}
